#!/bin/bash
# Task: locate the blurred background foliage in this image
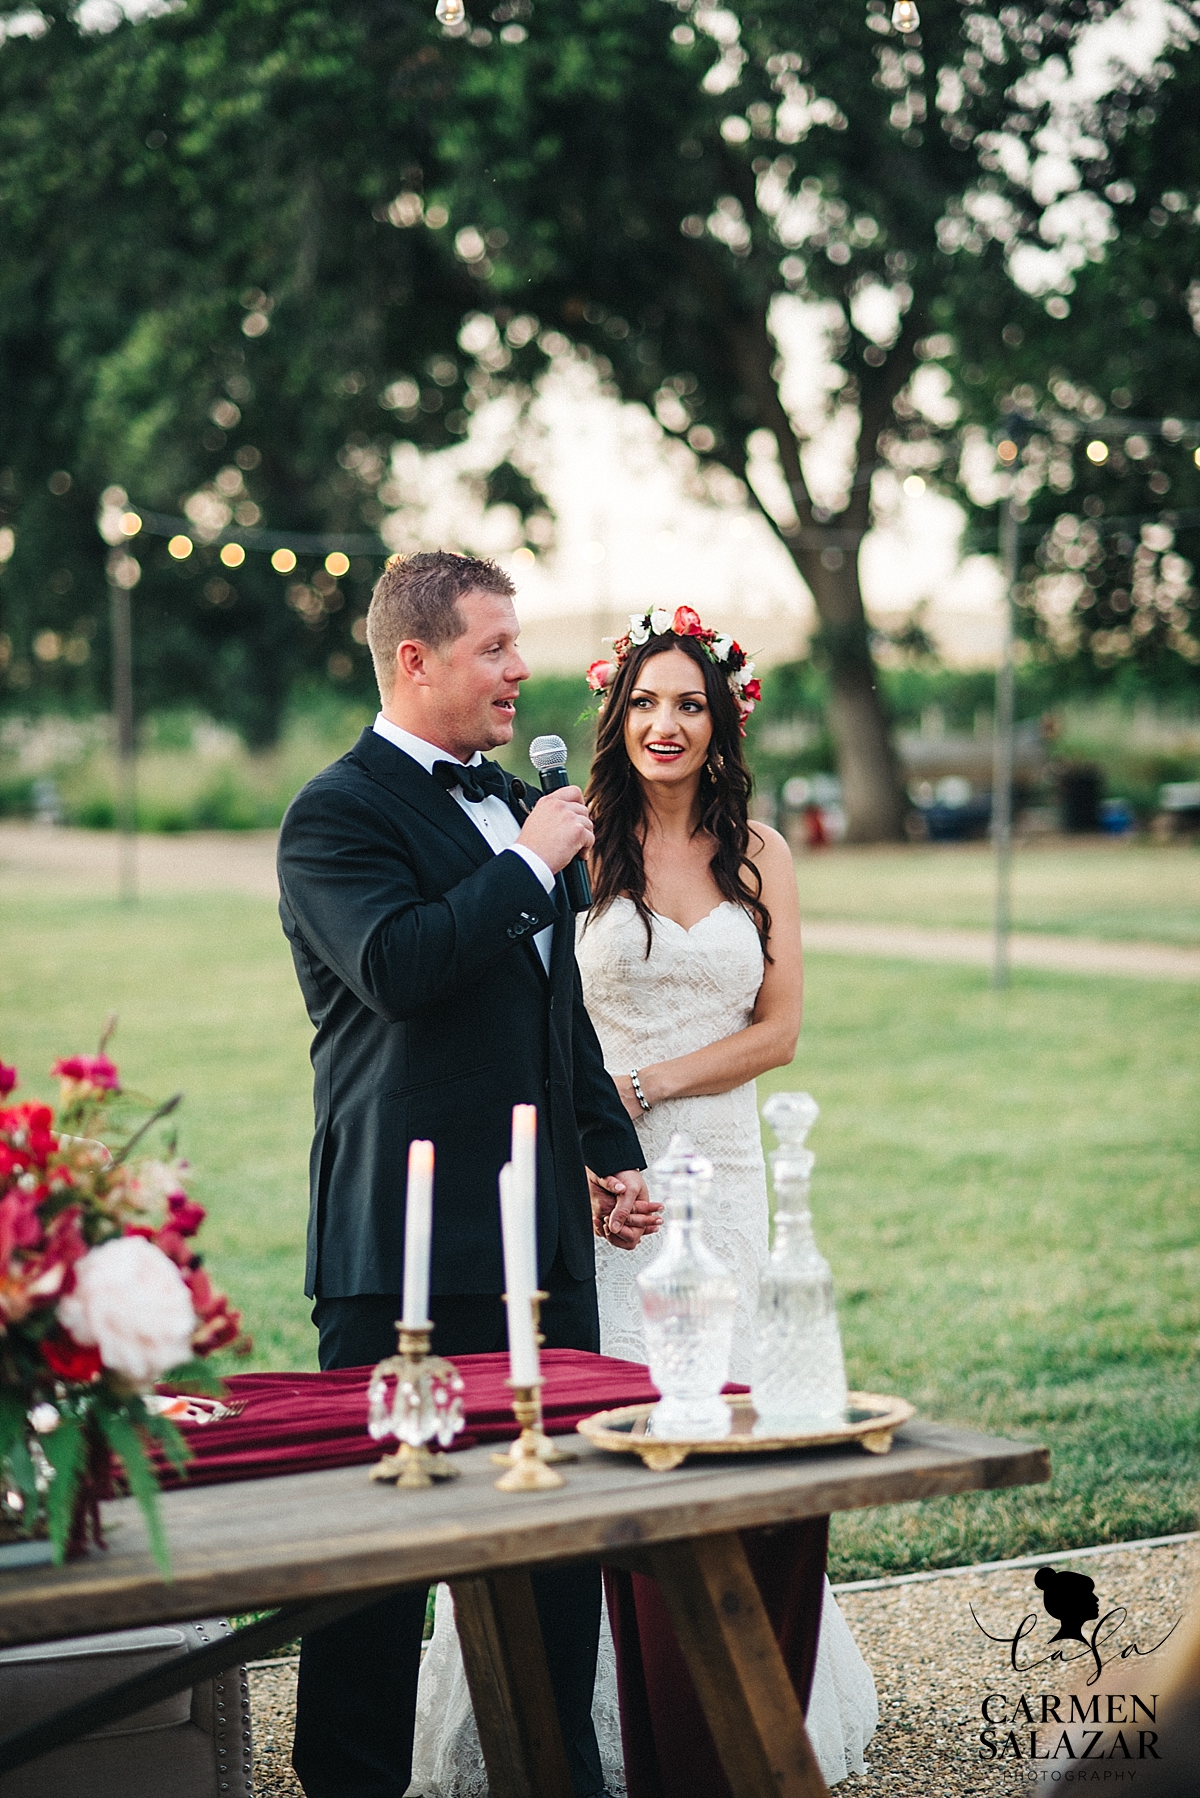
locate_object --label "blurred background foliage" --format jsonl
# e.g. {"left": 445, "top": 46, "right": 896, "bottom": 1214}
{"left": 0, "top": 0, "right": 1199, "bottom": 828}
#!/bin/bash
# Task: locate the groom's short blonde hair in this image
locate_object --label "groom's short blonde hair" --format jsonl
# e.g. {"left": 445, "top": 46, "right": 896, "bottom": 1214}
{"left": 367, "top": 550, "right": 515, "bottom": 699}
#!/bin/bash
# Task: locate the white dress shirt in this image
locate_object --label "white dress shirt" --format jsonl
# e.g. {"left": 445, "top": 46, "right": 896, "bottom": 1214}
{"left": 372, "top": 715, "right": 554, "bottom": 973}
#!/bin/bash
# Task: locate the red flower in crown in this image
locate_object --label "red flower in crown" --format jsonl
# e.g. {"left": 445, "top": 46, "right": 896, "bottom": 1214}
{"left": 0, "top": 1063, "right": 16, "bottom": 1098}
{"left": 672, "top": 606, "right": 704, "bottom": 636}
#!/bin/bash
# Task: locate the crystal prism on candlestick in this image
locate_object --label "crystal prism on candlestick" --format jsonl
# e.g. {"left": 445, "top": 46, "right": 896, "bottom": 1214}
{"left": 750, "top": 1093, "right": 848, "bottom": 1428}
{"left": 638, "top": 1134, "right": 738, "bottom": 1439}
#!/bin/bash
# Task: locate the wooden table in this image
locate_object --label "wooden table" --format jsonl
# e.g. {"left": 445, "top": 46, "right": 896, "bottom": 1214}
{"left": 0, "top": 1419, "right": 1048, "bottom": 1798}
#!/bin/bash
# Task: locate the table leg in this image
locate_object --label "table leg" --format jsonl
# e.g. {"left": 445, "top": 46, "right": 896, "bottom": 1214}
{"left": 450, "top": 1570, "right": 574, "bottom": 1798}
{"left": 644, "top": 1533, "right": 831, "bottom": 1798}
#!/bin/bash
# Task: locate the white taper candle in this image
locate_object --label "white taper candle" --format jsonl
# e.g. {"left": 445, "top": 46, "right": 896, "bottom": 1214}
{"left": 401, "top": 1139, "right": 434, "bottom": 1328}
{"left": 510, "top": 1103, "right": 538, "bottom": 1289}
{"left": 500, "top": 1166, "right": 539, "bottom": 1385}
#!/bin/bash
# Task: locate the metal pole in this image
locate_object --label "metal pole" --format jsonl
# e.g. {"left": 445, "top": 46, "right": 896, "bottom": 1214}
{"left": 992, "top": 498, "right": 1018, "bottom": 989}
{"left": 107, "top": 556, "right": 137, "bottom": 903}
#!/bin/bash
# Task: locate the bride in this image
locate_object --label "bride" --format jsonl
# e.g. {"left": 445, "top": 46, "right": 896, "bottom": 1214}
{"left": 578, "top": 607, "right": 877, "bottom": 1793}
{"left": 408, "top": 607, "right": 876, "bottom": 1796}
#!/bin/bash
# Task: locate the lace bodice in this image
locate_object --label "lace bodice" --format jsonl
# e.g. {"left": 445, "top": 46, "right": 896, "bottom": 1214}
{"left": 575, "top": 898, "right": 769, "bottom": 1381}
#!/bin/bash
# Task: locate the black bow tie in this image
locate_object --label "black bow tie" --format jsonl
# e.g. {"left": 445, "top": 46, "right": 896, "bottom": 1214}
{"left": 432, "top": 758, "right": 508, "bottom": 804}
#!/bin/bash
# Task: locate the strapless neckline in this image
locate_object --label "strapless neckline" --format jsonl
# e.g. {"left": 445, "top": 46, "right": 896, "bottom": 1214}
{"left": 649, "top": 900, "right": 739, "bottom": 936}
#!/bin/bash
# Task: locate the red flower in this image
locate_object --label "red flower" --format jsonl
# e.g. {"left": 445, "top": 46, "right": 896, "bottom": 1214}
{"left": 185, "top": 1265, "right": 243, "bottom": 1355}
{"left": 0, "top": 1103, "right": 56, "bottom": 1174}
{"left": 51, "top": 1055, "right": 120, "bottom": 1091}
{"left": 167, "top": 1192, "right": 207, "bottom": 1237}
{"left": 585, "top": 659, "right": 617, "bottom": 694}
{"left": 42, "top": 1330, "right": 103, "bottom": 1384}
{"left": 672, "top": 606, "right": 704, "bottom": 636}
{"left": 0, "top": 1063, "right": 16, "bottom": 1098}
{"left": 742, "top": 678, "right": 762, "bottom": 703}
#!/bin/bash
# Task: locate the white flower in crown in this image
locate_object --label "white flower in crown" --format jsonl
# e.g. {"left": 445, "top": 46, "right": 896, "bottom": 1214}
{"left": 627, "top": 613, "right": 651, "bottom": 645}
{"left": 649, "top": 606, "right": 673, "bottom": 635}
{"left": 741, "top": 658, "right": 756, "bottom": 678}
{"left": 711, "top": 633, "right": 734, "bottom": 662}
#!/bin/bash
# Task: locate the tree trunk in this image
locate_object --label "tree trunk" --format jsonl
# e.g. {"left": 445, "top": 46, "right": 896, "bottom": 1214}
{"left": 724, "top": 314, "right": 910, "bottom": 844}
{"left": 786, "top": 541, "right": 908, "bottom": 843}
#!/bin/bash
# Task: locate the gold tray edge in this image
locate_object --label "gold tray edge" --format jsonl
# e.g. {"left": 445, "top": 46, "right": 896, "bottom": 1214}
{"left": 575, "top": 1391, "right": 917, "bottom": 1463}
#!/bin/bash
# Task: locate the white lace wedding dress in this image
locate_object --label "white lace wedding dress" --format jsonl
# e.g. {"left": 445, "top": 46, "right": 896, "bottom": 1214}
{"left": 406, "top": 898, "right": 877, "bottom": 1795}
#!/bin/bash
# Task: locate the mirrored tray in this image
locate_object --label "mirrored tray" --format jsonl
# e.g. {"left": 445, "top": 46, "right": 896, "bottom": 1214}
{"left": 576, "top": 1391, "right": 916, "bottom": 1472}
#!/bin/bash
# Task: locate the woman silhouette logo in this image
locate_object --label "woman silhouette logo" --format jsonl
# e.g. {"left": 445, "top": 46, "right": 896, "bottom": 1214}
{"left": 1034, "top": 1566, "right": 1101, "bottom": 1643}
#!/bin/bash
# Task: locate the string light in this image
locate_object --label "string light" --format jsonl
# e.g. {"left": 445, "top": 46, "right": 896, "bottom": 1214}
{"left": 435, "top": 0, "right": 465, "bottom": 25}
{"left": 891, "top": 0, "right": 920, "bottom": 31}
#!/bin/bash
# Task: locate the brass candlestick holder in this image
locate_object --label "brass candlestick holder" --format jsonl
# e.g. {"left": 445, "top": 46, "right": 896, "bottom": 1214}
{"left": 494, "top": 1383, "right": 566, "bottom": 1491}
{"left": 368, "top": 1322, "right": 465, "bottom": 1489}
{"left": 491, "top": 1291, "right": 578, "bottom": 1476}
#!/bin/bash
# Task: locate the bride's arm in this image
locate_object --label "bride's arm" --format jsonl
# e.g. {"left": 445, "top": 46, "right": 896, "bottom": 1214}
{"left": 616, "top": 827, "right": 803, "bottom": 1114}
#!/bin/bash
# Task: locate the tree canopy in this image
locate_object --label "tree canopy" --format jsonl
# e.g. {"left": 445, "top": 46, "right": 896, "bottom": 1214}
{"left": 1, "top": 0, "right": 1197, "bottom": 809}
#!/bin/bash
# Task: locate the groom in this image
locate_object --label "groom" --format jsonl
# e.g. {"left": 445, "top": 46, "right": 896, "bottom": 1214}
{"left": 277, "top": 549, "right": 651, "bottom": 1798}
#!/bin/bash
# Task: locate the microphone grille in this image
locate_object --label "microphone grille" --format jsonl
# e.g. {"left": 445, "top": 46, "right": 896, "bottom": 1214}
{"left": 529, "top": 734, "right": 569, "bottom": 774}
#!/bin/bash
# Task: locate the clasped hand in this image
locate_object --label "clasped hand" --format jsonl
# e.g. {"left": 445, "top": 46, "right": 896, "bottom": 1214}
{"left": 586, "top": 1168, "right": 662, "bottom": 1251}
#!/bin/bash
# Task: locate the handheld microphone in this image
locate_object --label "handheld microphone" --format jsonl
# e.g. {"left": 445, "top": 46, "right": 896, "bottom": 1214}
{"left": 529, "top": 735, "right": 593, "bottom": 912}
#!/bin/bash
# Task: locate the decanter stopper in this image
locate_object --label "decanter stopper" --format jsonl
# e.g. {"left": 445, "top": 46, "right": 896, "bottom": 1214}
{"left": 751, "top": 1093, "right": 848, "bottom": 1428}
{"left": 637, "top": 1133, "right": 738, "bottom": 1439}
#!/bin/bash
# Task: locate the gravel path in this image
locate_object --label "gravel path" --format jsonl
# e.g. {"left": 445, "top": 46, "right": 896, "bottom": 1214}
{"left": 801, "top": 919, "right": 1200, "bottom": 983}
{"left": 4, "top": 823, "right": 1195, "bottom": 981}
{"left": 245, "top": 1537, "right": 1196, "bottom": 1796}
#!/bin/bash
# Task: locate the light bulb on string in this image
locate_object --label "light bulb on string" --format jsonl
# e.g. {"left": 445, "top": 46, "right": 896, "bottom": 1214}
{"left": 435, "top": 0, "right": 465, "bottom": 25}
{"left": 891, "top": 0, "right": 920, "bottom": 31}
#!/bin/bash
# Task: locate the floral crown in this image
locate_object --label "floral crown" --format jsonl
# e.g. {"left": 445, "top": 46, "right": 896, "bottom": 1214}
{"left": 586, "top": 606, "right": 761, "bottom": 731}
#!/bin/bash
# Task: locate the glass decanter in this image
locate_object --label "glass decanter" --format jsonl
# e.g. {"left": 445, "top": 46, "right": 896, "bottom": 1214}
{"left": 637, "top": 1133, "right": 738, "bottom": 1439}
{"left": 750, "top": 1092, "right": 848, "bottom": 1428}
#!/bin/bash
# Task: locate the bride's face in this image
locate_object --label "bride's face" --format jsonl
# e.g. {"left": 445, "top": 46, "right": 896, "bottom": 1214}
{"left": 623, "top": 648, "right": 714, "bottom": 789}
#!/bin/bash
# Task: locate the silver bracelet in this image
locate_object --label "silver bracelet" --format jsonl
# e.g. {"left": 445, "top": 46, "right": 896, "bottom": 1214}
{"left": 630, "top": 1069, "right": 651, "bottom": 1113}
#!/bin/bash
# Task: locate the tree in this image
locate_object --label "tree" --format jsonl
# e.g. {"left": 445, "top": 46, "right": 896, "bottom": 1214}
{"left": 0, "top": 0, "right": 537, "bottom": 741}
{"left": 941, "top": 14, "right": 1200, "bottom": 695}
{"left": 428, "top": 0, "right": 1160, "bottom": 836}
{"left": 4, "top": 0, "right": 1194, "bottom": 769}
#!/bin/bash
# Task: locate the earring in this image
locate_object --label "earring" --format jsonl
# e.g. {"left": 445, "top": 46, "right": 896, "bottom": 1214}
{"left": 708, "top": 750, "right": 725, "bottom": 775}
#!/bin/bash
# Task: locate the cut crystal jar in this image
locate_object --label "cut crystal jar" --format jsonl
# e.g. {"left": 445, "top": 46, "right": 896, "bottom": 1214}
{"left": 637, "top": 1133, "right": 738, "bottom": 1439}
{"left": 750, "top": 1092, "right": 848, "bottom": 1428}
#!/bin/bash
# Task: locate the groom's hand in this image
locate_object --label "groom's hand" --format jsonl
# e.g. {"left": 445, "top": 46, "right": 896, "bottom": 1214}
{"left": 516, "top": 787, "right": 594, "bottom": 874}
{"left": 587, "top": 1168, "right": 661, "bottom": 1251}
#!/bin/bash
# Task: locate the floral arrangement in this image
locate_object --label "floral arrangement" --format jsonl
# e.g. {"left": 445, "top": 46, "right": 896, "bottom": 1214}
{"left": 586, "top": 605, "right": 762, "bottom": 731}
{"left": 0, "top": 1044, "right": 246, "bottom": 1568}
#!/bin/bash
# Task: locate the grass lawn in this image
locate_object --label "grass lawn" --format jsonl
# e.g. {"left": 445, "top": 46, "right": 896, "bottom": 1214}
{"left": 1, "top": 883, "right": 1196, "bottom": 1580}
{"left": 791, "top": 839, "right": 1200, "bottom": 946}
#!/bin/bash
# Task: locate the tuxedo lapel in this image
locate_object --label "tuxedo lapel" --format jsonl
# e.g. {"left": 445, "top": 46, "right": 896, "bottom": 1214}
{"left": 349, "top": 730, "right": 560, "bottom": 981}
{"left": 348, "top": 728, "right": 494, "bottom": 872}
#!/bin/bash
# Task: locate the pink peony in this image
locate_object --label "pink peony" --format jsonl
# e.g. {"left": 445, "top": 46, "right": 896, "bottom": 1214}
{"left": 52, "top": 1055, "right": 120, "bottom": 1092}
{"left": 58, "top": 1235, "right": 196, "bottom": 1388}
{"left": 0, "top": 1063, "right": 16, "bottom": 1097}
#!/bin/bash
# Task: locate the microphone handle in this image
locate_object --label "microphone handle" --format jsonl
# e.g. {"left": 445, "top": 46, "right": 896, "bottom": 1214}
{"left": 537, "top": 766, "right": 593, "bottom": 912}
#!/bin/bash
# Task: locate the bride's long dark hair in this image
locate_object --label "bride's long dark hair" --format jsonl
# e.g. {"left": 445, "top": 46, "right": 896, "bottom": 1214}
{"left": 585, "top": 631, "right": 771, "bottom": 957}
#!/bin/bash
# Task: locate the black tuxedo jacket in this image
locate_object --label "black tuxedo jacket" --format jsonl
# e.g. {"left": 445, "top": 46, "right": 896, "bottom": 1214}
{"left": 277, "top": 727, "right": 643, "bottom": 1299}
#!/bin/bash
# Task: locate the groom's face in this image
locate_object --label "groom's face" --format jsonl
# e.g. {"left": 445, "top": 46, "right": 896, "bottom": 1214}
{"left": 425, "top": 588, "right": 529, "bottom": 758}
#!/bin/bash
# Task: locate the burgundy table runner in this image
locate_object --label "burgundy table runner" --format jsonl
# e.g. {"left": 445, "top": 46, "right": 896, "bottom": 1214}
{"left": 158, "top": 1349, "right": 676, "bottom": 1488}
